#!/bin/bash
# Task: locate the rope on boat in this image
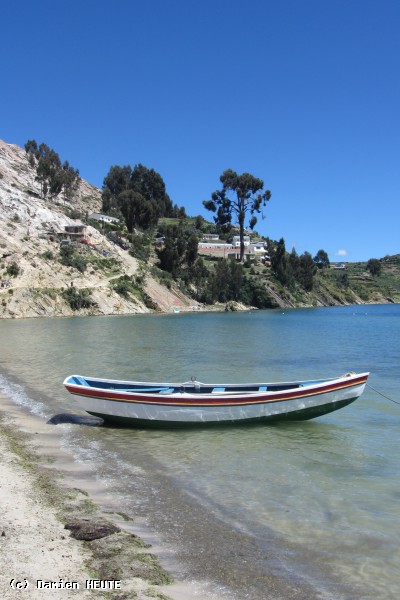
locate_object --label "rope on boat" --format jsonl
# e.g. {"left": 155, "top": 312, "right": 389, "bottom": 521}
{"left": 367, "top": 383, "right": 400, "bottom": 406}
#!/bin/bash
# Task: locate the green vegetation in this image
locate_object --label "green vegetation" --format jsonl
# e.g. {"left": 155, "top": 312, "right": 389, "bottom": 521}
{"left": 62, "top": 287, "right": 95, "bottom": 310}
{"left": 314, "top": 249, "right": 330, "bottom": 269}
{"left": 6, "top": 261, "right": 20, "bottom": 277}
{"left": 129, "top": 232, "right": 152, "bottom": 261}
{"left": 101, "top": 163, "right": 185, "bottom": 232}
{"left": 111, "top": 275, "right": 158, "bottom": 310}
{"left": 268, "top": 239, "right": 317, "bottom": 291}
{"left": 155, "top": 224, "right": 199, "bottom": 279}
{"left": 367, "top": 258, "right": 382, "bottom": 276}
{"left": 60, "top": 245, "right": 87, "bottom": 273}
{"left": 112, "top": 275, "right": 137, "bottom": 298}
{"left": 312, "top": 256, "right": 400, "bottom": 305}
{"left": 150, "top": 216, "right": 400, "bottom": 308}
{"left": 25, "top": 140, "right": 80, "bottom": 200}
{"left": 203, "top": 169, "right": 271, "bottom": 262}
{"left": 151, "top": 222, "right": 275, "bottom": 307}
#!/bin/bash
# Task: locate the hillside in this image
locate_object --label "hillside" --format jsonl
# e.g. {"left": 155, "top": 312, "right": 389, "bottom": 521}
{"left": 0, "top": 139, "right": 398, "bottom": 319}
{"left": 0, "top": 140, "right": 195, "bottom": 318}
{"left": 242, "top": 255, "right": 400, "bottom": 309}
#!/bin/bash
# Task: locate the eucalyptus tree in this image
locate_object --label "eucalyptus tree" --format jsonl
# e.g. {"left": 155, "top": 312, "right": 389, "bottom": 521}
{"left": 313, "top": 249, "right": 330, "bottom": 269}
{"left": 203, "top": 169, "right": 271, "bottom": 261}
{"left": 118, "top": 190, "right": 158, "bottom": 232}
{"left": 25, "top": 140, "right": 79, "bottom": 199}
{"left": 367, "top": 258, "right": 382, "bottom": 276}
{"left": 102, "top": 163, "right": 173, "bottom": 230}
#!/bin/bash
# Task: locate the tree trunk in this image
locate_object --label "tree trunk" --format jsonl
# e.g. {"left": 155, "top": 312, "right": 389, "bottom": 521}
{"left": 239, "top": 204, "right": 245, "bottom": 262}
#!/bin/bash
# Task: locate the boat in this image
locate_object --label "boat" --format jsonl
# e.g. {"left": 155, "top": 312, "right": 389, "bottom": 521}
{"left": 63, "top": 371, "right": 369, "bottom": 427}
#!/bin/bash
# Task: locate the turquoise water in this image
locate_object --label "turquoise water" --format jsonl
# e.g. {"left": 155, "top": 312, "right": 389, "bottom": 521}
{"left": 0, "top": 305, "right": 399, "bottom": 599}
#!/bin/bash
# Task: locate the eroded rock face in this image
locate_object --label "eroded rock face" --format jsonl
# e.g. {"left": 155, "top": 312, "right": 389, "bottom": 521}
{"left": 0, "top": 140, "right": 197, "bottom": 318}
{"left": 0, "top": 140, "right": 142, "bottom": 318}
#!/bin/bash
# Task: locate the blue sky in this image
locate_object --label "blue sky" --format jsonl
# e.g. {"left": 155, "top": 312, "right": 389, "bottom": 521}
{"left": 2, "top": 0, "right": 399, "bottom": 262}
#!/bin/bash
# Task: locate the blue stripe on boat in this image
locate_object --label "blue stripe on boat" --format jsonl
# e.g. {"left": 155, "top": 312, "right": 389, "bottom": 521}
{"left": 116, "top": 387, "right": 173, "bottom": 393}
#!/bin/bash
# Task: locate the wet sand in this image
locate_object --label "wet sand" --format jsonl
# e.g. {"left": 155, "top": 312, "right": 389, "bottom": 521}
{"left": 0, "top": 392, "right": 200, "bottom": 600}
{"left": 0, "top": 391, "right": 325, "bottom": 600}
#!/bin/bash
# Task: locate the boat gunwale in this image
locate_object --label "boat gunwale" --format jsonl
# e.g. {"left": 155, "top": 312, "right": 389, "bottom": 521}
{"left": 63, "top": 372, "right": 369, "bottom": 407}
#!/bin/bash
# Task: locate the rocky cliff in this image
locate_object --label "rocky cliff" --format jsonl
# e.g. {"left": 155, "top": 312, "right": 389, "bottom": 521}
{"left": 0, "top": 140, "right": 194, "bottom": 318}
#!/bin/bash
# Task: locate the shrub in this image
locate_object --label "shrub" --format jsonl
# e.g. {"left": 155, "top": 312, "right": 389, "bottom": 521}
{"left": 60, "top": 246, "right": 87, "bottom": 273}
{"left": 129, "top": 234, "right": 151, "bottom": 261}
{"left": 6, "top": 262, "right": 20, "bottom": 277}
{"left": 239, "top": 277, "right": 277, "bottom": 309}
{"left": 70, "top": 254, "right": 87, "bottom": 273}
{"left": 62, "top": 287, "right": 94, "bottom": 310}
{"left": 114, "top": 282, "right": 130, "bottom": 297}
{"left": 367, "top": 258, "right": 382, "bottom": 277}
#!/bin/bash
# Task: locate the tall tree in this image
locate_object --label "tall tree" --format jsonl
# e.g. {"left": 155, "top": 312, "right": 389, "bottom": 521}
{"left": 185, "top": 233, "right": 199, "bottom": 267}
{"left": 24, "top": 139, "right": 38, "bottom": 154}
{"left": 24, "top": 139, "right": 38, "bottom": 167}
{"left": 156, "top": 236, "right": 181, "bottom": 277}
{"left": 313, "top": 249, "right": 330, "bottom": 269}
{"left": 102, "top": 165, "right": 132, "bottom": 208}
{"left": 203, "top": 169, "right": 271, "bottom": 261}
{"left": 297, "top": 252, "right": 317, "bottom": 291}
{"left": 269, "top": 238, "right": 290, "bottom": 285}
{"left": 25, "top": 140, "right": 79, "bottom": 199}
{"left": 118, "top": 190, "right": 158, "bottom": 232}
{"left": 367, "top": 258, "right": 381, "bottom": 276}
{"left": 130, "top": 164, "right": 173, "bottom": 217}
{"left": 102, "top": 163, "right": 173, "bottom": 230}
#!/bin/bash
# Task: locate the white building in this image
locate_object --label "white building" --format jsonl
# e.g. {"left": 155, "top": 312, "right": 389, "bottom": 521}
{"left": 89, "top": 213, "right": 120, "bottom": 224}
{"left": 197, "top": 242, "right": 254, "bottom": 260}
{"left": 232, "top": 235, "right": 250, "bottom": 247}
{"left": 202, "top": 234, "right": 220, "bottom": 241}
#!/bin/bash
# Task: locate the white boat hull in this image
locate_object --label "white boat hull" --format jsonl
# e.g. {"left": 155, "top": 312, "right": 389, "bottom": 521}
{"left": 65, "top": 373, "right": 369, "bottom": 427}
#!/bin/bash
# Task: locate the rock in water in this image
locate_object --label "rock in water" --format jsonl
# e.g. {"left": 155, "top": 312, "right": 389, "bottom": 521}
{"left": 65, "top": 521, "right": 120, "bottom": 541}
{"left": 47, "top": 413, "right": 104, "bottom": 426}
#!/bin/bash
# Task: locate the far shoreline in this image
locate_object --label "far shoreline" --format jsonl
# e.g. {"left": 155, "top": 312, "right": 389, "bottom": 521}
{"left": 0, "top": 298, "right": 398, "bottom": 321}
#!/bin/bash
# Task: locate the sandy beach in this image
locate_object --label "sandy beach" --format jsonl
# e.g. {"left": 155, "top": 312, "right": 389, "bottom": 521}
{"left": 0, "top": 384, "right": 334, "bottom": 600}
{"left": 0, "top": 392, "right": 208, "bottom": 600}
{"left": 0, "top": 425, "right": 93, "bottom": 599}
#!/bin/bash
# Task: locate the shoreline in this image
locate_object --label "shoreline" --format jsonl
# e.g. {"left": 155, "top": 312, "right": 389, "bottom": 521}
{"left": 0, "top": 298, "right": 397, "bottom": 322}
{"left": 0, "top": 392, "right": 211, "bottom": 600}
{"left": 0, "top": 411, "right": 93, "bottom": 599}
{"left": 0, "top": 388, "right": 325, "bottom": 600}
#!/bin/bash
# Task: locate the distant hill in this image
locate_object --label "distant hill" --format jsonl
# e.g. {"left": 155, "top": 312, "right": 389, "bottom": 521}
{"left": 261, "top": 257, "right": 400, "bottom": 309}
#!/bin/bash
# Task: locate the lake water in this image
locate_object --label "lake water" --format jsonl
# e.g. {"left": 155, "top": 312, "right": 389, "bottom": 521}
{"left": 0, "top": 305, "right": 399, "bottom": 599}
